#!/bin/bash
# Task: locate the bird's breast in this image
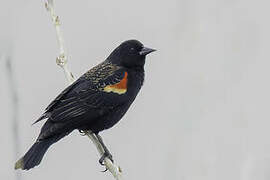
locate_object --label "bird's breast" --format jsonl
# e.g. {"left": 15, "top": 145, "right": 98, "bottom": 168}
{"left": 126, "top": 69, "right": 144, "bottom": 96}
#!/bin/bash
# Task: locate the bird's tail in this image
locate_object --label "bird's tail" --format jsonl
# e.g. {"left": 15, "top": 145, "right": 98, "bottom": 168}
{"left": 15, "top": 135, "right": 63, "bottom": 170}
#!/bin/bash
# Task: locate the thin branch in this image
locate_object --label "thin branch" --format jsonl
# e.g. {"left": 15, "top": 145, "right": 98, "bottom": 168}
{"left": 44, "top": 1, "right": 123, "bottom": 179}
{"left": 5, "top": 54, "right": 22, "bottom": 180}
{"left": 85, "top": 131, "right": 122, "bottom": 179}
{"left": 45, "top": 0, "right": 74, "bottom": 83}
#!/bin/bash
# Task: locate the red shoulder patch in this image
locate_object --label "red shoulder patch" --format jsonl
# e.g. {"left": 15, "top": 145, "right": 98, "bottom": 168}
{"left": 103, "top": 72, "right": 128, "bottom": 94}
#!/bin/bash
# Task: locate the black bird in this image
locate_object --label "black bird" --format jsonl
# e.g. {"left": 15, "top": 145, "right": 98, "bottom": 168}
{"left": 15, "top": 40, "right": 155, "bottom": 170}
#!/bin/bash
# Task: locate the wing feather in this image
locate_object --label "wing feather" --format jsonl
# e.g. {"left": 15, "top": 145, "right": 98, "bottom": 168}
{"left": 34, "top": 64, "right": 128, "bottom": 125}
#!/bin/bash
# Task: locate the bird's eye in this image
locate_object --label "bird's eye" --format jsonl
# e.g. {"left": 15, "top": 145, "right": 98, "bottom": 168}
{"left": 130, "top": 47, "right": 135, "bottom": 52}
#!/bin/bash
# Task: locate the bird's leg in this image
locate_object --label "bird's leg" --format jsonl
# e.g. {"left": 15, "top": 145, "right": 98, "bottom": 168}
{"left": 95, "top": 133, "right": 114, "bottom": 166}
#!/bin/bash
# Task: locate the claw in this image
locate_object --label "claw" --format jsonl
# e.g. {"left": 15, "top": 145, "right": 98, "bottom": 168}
{"left": 99, "top": 154, "right": 107, "bottom": 172}
{"left": 99, "top": 154, "right": 106, "bottom": 165}
{"left": 99, "top": 151, "right": 114, "bottom": 168}
{"left": 101, "top": 167, "right": 108, "bottom": 173}
{"left": 78, "top": 130, "right": 86, "bottom": 136}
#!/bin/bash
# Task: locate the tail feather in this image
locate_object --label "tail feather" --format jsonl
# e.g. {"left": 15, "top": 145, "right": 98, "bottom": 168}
{"left": 15, "top": 135, "right": 62, "bottom": 170}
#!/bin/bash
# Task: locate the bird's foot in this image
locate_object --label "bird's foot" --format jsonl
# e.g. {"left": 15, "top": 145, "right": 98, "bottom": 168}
{"left": 99, "top": 151, "right": 114, "bottom": 172}
{"left": 78, "top": 130, "right": 87, "bottom": 136}
{"left": 99, "top": 151, "right": 114, "bottom": 165}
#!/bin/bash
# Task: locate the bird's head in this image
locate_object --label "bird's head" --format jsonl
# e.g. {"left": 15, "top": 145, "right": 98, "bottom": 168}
{"left": 108, "top": 40, "right": 156, "bottom": 68}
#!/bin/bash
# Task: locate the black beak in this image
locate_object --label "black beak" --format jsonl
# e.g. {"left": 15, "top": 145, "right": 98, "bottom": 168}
{"left": 139, "top": 47, "right": 156, "bottom": 56}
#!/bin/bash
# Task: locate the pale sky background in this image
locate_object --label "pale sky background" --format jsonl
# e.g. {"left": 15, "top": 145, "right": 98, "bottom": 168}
{"left": 1, "top": 0, "right": 270, "bottom": 180}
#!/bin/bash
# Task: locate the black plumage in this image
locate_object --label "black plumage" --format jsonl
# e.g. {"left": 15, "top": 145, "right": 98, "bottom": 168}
{"left": 15, "top": 39, "right": 155, "bottom": 170}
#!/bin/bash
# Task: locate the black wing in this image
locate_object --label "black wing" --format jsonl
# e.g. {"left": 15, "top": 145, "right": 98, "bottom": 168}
{"left": 34, "top": 63, "right": 128, "bottom": 124}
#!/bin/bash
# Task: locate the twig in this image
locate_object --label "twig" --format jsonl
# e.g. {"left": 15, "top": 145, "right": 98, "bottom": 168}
{"left": 44, "top": 1, "right": 123, "bottom": 179}
{"left": 5, "top": 54, "right": 22, "bottom": 180}
{"left": 45, "top": 0, "right": 74, "bottom": 83}
{"left": 85, "top": 131, "right": 122, "bottom": 179}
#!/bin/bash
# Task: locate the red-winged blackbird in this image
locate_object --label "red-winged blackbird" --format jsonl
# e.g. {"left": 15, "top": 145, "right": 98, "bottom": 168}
{"left": 15, "top": 40, "right": 155, "bottom": 170}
